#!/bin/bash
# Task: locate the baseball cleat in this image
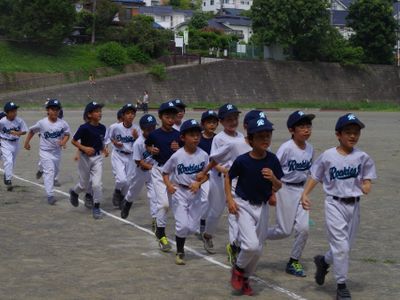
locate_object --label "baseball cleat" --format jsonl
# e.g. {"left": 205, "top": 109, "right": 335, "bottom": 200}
{"left": 47, "top": 196, "right": 57, "bottom": 205}
{"left": 112, "top": 189, "right": 123, "bottom": 208}
{"left": 242, "top": 278, "right": 254, "bottom": 296}
{"left": 286, "top": 261, "right": 306, "bottom": 277}
{"left": 231, "top": 267, "right": 244, "bottom": 291}
{"left": 175, "top": 252, "right": 186, "bottom": 265}
{"left": 158, "top": 236, "right": 172, "bottom": 252}
{"left": 226, "top": 243, "right": 239, "bottom": 266}
{"left": 84, "top": 193, "right": 94, "bottom": 209}
{"left": 120, "top": 200, "right": 132, "bottom": 219}
{"left": 92, "top": 206, "right": 103, "bottom": 219}
{"left": 314, "top": 255, "right": 329, "bottom": 285}
{"left": 202, "top": 233, "right": 216, "bottom": 254}
{"left": 36, "top": 170, "right": 43, "bottom": 180}
{"left": 69, "top": 189, "right": 79, "bottom": 207}
{"left": 5, "top": 180, "right": 13, "bottom": 191}
{"left": 336, "top": 287, "right": 351, "bottom": 300}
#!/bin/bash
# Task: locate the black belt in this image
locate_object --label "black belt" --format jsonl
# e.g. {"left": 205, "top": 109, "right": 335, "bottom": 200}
{"left": 332, "top": 196, "right": 360, "bottom": 203}
{"left": 285, "top": 181, "right": 305, "bottom": 187}
{"left": 116, "top": 150, "right": 132, "bottom": 155}
{"left": 157, "top": 163, "right": 165, "bottom": 167}
{"left": 178, "top": 184, "right": 190, "bottom": 189}
{"left": 81, "top": 150, "right": 101, "bottom": 156}
{"left": 1, "top": 137, "right": 18, "bottom": 142}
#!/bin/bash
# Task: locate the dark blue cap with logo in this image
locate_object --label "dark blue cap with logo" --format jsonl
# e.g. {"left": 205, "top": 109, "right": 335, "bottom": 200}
{"left": 180, "top": 119, "right": 202, "bottom": 133}
{"left": 247, "top": 117, "right": 274, "bottom": 134}
{"left": 140, "top": 114, "right": 157, "bottom": 128}
{"left": 335, "top": 113, "right": 365, "bottom": 131}
{"left": 84, "top": 101, "right": 103, "bottom": 118}
{"left": 121, "top": 103, "right": 137, "bottom": 114}
{"left": 201, "top": 110, "right": 219, "bottom": 122}
{"left": 158, "top": 101, "right": 178, "bottom": 114}
{"left": 218, "top": 103, "right": 241, "bottom": 119}
{"left": 45, "top": 99, "right": 62, "bottom": 109}
{"left": 173, "top": 99, "right": 186, "bottom": 109}
{"left": 4, "top": 101, "right": 19, "bottom": 113}
{"left": 244, "top": 110, "right": 267, "bottom": 125}
{"left": 287, "top": 110, "right": 315, "bottom": 128}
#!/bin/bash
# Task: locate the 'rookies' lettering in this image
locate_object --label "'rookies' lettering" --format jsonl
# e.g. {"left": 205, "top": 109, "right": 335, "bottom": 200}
{"left": 116, "top": 134, "right": 135, "bottom": 143}
{"left": 177, "top": 162, "right": 205, "bottom": 175}
{"left": 329, "top": 164, "right": 361, "bottom": 180}
{"left": 43, "top": 129, "right": 64, "bottom": 139}
{"left": 288, "top": 159, "right": 312, "bottom": 171}
{"left": 2, "top": 126, "right": 20, "bottom": 134}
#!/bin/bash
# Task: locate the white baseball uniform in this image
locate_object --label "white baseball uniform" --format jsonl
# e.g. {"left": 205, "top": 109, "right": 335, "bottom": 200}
{"left": 162, "top": 147, "right": 209, "bottom": 238}
{"left": 310, "top": 147, "right": 376, "bottom": 284}
{"left": 266, "top": 139, "right": 314, "bottom": 260}
{"left": 125, "top": 134, "right": 156, "bottom": 218}
{"left": 29, "top": 117, "right": 71, "bottom": 197}
{"left": 108, "top": 122, "right": 140, "bottom": 196}
{"left": 0, "top": 116, "right": 28, "bottom": 181}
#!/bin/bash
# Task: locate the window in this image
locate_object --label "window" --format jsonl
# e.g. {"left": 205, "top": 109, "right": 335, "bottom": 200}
{"left": 203, "top": 1, "right": 206, "bottom": 6}
{"left": 210, "top": 0, "right": 214, "bottom": 5}
{"left": 161, "top": 16, "right": 166, "bottom": 21}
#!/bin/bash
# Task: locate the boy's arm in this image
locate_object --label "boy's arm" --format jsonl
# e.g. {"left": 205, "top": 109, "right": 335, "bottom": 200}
{"left": 137, "top": 159, "right": 153, "bottom": 170}
{"left": 162, "top": 172, "right": 176, "bottom": 194}
{"left": 59, "top": 134, "right": 70, "bottom": 148}
{"left": 361, "top": 179, "right": 372, "bottom": 195}
{"left": 224, "top": 174, "right": 239, "bottom": 215}
{"left": 24, "top": 130, "right": 35, "bottom": 150}
{"left": 71, "top": 139, "right": 95, "bottom": 156}
{"left": 261, "top": 168, "right": 282, "bottom": 192}
{"left": 10, "top": 130, "right": 26, "bottom": 137}
{"left": 301, "top": 178, "right": 319, "bottom": 210}
{"left": 196, "top": 160, "right": 218, "bottom": 181}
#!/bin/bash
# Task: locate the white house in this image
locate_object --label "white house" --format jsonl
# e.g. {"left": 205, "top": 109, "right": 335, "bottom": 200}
{"left": 202, "top": 0, "right": 253, "bottom": 13}
{"left": 138, "top": 6, "right": 193, "bottom": 29}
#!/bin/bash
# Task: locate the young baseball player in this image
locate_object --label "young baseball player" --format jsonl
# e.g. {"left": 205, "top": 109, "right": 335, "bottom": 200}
{"left": 172, "top": 99, "right": 186, "bottom": 131}
{"left": 0, "top": 101, "right": 28, "bottom": 191}
{"left": 145, "top": 101, "right": 181, "bottom": 252}
{"left": 266, "top": 110, "right": 315, "bottom": 277}
{"left": 121, "top": 114, "right": 157, "bottom": 229}
{"left": 69, "top": 101, "right": 109, "bottom": 219}
{"left": 226, "top": 116, "right": 283, "bottom": 295}
{"left": 301, "top": 113, "right": 376, "bottom": 300}
{"left": 197, "top": 110, "right": 219, "bottom": 236}
{"left": 109, "top": 104, "right": 140, "bottom": 208}
{"left": 162, "top": 119, "right": 209, "bottom": 265}
{"left": 24, "top": 99, "right": 70, "bottom": 205}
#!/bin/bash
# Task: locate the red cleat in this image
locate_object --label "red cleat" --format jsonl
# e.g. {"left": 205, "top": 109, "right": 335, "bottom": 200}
{"left": 231, "top": 267, "right": 244, "bottom": 291}
{"left": 242, "top": 278, "right": 254, "bottom": 296}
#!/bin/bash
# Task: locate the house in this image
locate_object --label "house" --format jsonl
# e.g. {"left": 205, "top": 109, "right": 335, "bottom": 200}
{"left": 138, "top": 6, "right": 193, "bottom": 29}
{"left": 112, "top": 0, "right": 146, "bottom": 22}
{"left": 207, "top": 15, "right": 252, "bottom": 42}
{"left": 202, "top": 0, "right": 253, "bottom": 13}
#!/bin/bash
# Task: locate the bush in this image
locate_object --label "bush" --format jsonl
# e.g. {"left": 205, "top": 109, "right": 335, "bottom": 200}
{"left": 127, "top": 45, "right": 151, "bottom": 64}
{"left": 148, "top": 63, "right": 166, "bottom": 80}
{"left": 97, "top": 42, "right": 127, "bottom": 67}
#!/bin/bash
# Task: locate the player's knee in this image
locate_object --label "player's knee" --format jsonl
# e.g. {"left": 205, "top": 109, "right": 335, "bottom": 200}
{"left": 242, "top": 240, "right": 262, "bottom": 253}
{"left": 296, "top": 223, "right": 309, "bottom": 236}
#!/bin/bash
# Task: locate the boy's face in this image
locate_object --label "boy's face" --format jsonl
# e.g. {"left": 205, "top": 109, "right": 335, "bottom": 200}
{"left": 202, "top": 118, "right": 218, "bottom": 133}
{"left": 160, "top": 112, "right": 176, "bottom": 129}
{"left": 336, "top": 124, "right": 361, "bottom": 148}
{"left": 251, "top": 130, "right": 272, "bottom": 151}
{"left": 142, "top": 125, "right": 156, "bottom": 138}
{"left": 181, "top": 130, "right": 201, "bottom": 148}
{"left": 176, "top": 108, "right": 185, "bottom": 123}
{"left": 220, "top": 113, "right": 239, "bottom": 133}
{"left": 88, "top": 108, "right": 102, "bottom": 122}
{"left": 289, "top": 121, "right": 312, "bottom": 143}
{"left": 123, "top": 110, "right": 136, "bottom": 124}
{"left": 6, "top": 109, "right": 17, "bottom": 120}
{"left": 47, "top": 107, "right": 60, "bottom": 120}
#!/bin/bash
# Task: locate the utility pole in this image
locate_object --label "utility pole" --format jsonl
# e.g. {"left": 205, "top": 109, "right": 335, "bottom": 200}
{"left": 91, "top": 0, "right": 97, "bottom": 44}
{"left": 397, "top": 0, "right": 400, "bottom": 66}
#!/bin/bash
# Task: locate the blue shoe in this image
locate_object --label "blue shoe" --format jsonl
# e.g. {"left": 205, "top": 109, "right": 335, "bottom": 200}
{"left": 286, "top": 261, "right": 306, "bottom": 277}
{"left": 92, "top": 206, "right": 103, "bottom": 219}
{"left": 47, "top": 196, "right": 57, "bottom": 205}
{"left": 69, "top": 189, "right": 79, "bottom": 207}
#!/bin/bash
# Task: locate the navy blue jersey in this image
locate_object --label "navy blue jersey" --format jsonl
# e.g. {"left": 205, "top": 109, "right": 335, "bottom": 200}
{"left": 145, "top": 128, "right": 181, "bottom": 165}
{"left": 73, "top": 122, "right": 106, "bottom": 154}
{"left": 229, "top": 151, "right": 284, "bottom": 205}
{"left": 198, "top": 134, "right": 215, "bottom": 155}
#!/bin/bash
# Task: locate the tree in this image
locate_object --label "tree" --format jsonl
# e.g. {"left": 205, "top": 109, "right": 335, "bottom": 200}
{"left": 188, "top": 12, "right": 209, "bottom": 29}
{"left": 347, "top": 0, "right": 396, "bottom": 64}
{"left": 251, "top": 0, "right": 332, "bottom": 60}
{"left": 0, "top": 0, "right": 76, "bottom": 48}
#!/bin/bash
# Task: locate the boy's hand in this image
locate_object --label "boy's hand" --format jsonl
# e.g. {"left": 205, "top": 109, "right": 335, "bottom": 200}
{"left": 227, "top": 199, "right": 239, "bottom": 215}
{"left": 196, "top": 171, "right": 207, "bottom": 182}
{"left": 102, "top": 148, "right": 109, "bottom": 157}
{"left": 113, "top": 140, "right": 123, "bottom": 148}
{"left": 215, "top": 165, "right": 228, "bottom": 175}
{"left": 24, "top": 143, "right": 31, "bottom": 151}
{"left": 189, "top": 181, "right": 201, "bottom": 193}
{"left": 132, "top": 129, "right": 139, "bottom": 139}
{"left": 171, "top": 140, "right": 179, "bottom": 152}
{"left": 167, "top": 183, "right": 177, "bottom": 194}
{"left": 268, "top": 193, "right": 277, "bottom": 206}
{"left": 362, "top": 180, "right": 372, "bottom": 194}
{"left": 59, "top": 140, "right": 67, "bottom": 149}
{"left": 84, "top": 147, "right": 95, "bottom": 156}
{"left": 301, "top": 194, "right": 311, "bottom": 210}
{"left": 150, "top": 146, "right": 160, "bottom": 155}
{"left": 261, "top": 168, "right": 276, "bottom": 181}
{"left": 74, "top": 153, "right": 80, "bottom": 161}
{"left": 10, "top": 130, "right": 19, "bottom": 136}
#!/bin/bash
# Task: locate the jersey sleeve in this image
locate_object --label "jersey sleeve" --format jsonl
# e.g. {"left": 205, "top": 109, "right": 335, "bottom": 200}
{"left": 20, "top": 119, "right": 28, "bottom": 132}
{"left": 210, "top": 143, "right": 231, "bottom": 163}
{"left": 162, "top": 155, "right": 176, "bottom": 175}
{"left": 275, "top": 143, "right": 287, "bottom": 165}
{"left": 272, "top": 155, "right": 284, "bottom": 180}
{"left": 310, "top": 152, "right": 325, "bottom": 182}
{"left": 29, "top": 120, "right": 42, "bottom": 134}
{"left": 362, "top": 154, "right": 377, "bottom": 180}
{"left": 63, "top": 121, "right": 71, "bottom": 135}
{"left": 132, "top": 140, "right": 142, "bottom": 161}
{"left": 228, "top": 157, "right": 242, "bottom": 181}
{"left": 73, "top": 125, "right": 84, "bottom": 141}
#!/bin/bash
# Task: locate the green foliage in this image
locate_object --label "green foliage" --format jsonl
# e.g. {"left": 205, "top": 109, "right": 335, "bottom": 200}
{"left": 97, "top": 42, "right": 128, "bottom": 67}
{"left": 127, "top": 45, "right": 151, "bottom": 64}
{"left": 347, "top": 0, "right": 396, "bottom": 64}
{"left": 0, "top": 0, "right": 76, "bottom": 48}
{"left": 95, "top": 0, "right": 119, "bottom": 36}
{"left": 168, "top": 0, "right": 192, "bottom": 9}
{"left": 189, "top": 12, "right": 209, "bottom": 29}
{"left": 148, "top": 63, "right": 167, "bottom": 80}
{"left": 188, "top": 28, "right": 236, "bottom": 50}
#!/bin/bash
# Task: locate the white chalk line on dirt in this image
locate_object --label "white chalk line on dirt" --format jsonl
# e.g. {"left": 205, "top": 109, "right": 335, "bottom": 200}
{"left": 1, "top": 168, "right": 308, "bottom": 300}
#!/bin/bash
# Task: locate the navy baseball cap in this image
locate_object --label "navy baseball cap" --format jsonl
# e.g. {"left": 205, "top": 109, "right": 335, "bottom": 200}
{"left": 201, "top": 110, "right": 218, "bottom": 122}
{"left": 45, "top": 99, "right": 62, "bottom": 109}
{"left": 180, "top": 119, "right": 202, "bottom": 133}
{"left": 121, "top": 103, "right": 137, "bottom": 114}
{"left": 4, "top": 101, "right": 19, "bottom": 112}
{"left": 247, "top": 117, "right": 274, "bottom": 134}
{"left": 287, "top": 110, "right": 315, "bottom": 128}
{"left": 158, "top": 101, "right": 178, "bottom": 114}
{"left": 117, "top": 108, "right": 123, "bottom": 120}
{"left": 335, "top": 113, "right": 365, "bottom": 131}
{"left": 218, "top": 103, "right": 241, "bottom": 119}
{"left": 0, "top": 111, "right": 5, "bottom": 119}
{"left": 244, "top": 110, "right": 267, "bottom": 125}
{"left": 173, "top": 99, "right": 186, "bottom": 109}
{"left": 139, "top": 114, "right": 157, "bottom": 128}
{"left": 84, "top": 101, "right": 103, "bottom": 117}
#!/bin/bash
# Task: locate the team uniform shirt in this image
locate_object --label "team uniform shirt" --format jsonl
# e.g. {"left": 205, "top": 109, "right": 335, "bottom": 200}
{"left": 198, "top": 134, "right": 215, "bottom": 155}
{"left": 145, "top": 128, "right": 181, "bottom": 165}
{"left": 133, "top": 134, "right": 156, "bottom": 165}
{"left": 310, "top": 147, "right": 377, "bottom": 198}
{"left": 73, "top": 123, "right": 106, "bottom": 154}
{"left": 276, "top": 139, "right": 314, "bottom": 184}
{"left": 162, "top": 147, "right": 209, "bottom": 186}
{"left": 229, "top": 152, "right": 284, "bottom": 206}
{"left": 108, "top": 122, "right": 140, "bottom": 154}
{"left": 29, "top": 118, "right": 71, "bottom": 151}
{"left": 0, "top": 117, "right": 28, "bottom": 141}
{"left": 105, "top": 122, "right": 119, "bottom": 147}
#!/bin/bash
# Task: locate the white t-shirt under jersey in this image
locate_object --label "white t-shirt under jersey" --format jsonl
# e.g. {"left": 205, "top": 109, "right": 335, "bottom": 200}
{"left": 310, "top": 147, "right": 377, "bottom": 198}
{"left": 29, "top": 117, "right": 71, "bottom": 151}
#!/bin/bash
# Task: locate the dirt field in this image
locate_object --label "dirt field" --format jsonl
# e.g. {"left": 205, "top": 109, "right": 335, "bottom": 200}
{"left": 1, "top": 109, "right": 399, "bottom": 300}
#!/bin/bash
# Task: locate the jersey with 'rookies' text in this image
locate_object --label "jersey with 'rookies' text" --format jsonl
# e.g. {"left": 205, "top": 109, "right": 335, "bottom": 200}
{"left": 0, "top": 117, "right": 28, "bottom": 141}
{"left": 29, "top": 118, "right": 71, "bottom": 151}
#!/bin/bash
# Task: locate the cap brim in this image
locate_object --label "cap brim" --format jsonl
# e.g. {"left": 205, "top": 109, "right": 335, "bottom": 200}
{"left": 159, "top": 107, "right": 179, "bottom": 114}
{"left": 337, "top": 120, "right": 365, "bottom": 131}
{"left": 219, "top": 110, "right": 241, "bottom": 119}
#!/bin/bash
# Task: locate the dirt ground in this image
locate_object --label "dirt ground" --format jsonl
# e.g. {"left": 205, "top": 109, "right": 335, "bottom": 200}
{"left": 1, "top": 109, "right": 399, "bottom": 300}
